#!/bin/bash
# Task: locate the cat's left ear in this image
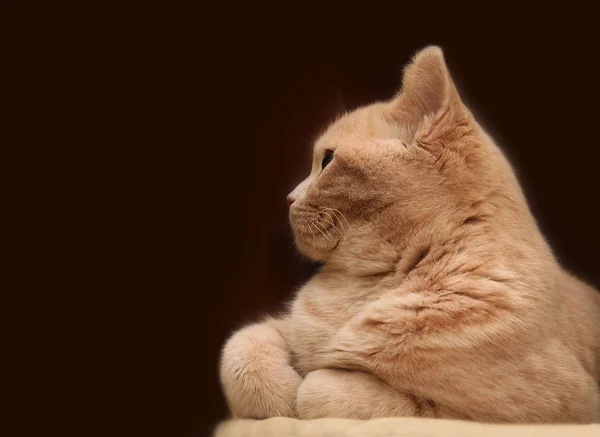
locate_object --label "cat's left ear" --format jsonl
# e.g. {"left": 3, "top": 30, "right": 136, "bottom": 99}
{"left": 386, "top": 46, "right": 463, "bottom": 135}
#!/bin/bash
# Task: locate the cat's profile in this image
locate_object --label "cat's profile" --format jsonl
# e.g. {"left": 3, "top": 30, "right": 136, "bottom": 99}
{"left": 219, "top": 46, "right": 600, "bottom": 423}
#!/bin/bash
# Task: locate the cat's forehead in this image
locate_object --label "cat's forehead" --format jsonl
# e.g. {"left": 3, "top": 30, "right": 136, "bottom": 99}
{"left": 314, "top": 103, "right": 395, "bottom": 152}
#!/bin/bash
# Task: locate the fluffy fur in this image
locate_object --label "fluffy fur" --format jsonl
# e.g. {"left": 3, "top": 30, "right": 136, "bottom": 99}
{"left": 220, "top": 47, "right": 600, "bottom": 423}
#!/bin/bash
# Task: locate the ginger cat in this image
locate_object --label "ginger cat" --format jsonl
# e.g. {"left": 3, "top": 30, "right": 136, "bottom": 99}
{"left": 220, "top": 47, "right": 600, "bottom": 423}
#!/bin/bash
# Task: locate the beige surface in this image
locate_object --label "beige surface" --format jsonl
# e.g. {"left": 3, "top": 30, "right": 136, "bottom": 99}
{"left": 214, "top": 417, "right": 600, "bottom": 437}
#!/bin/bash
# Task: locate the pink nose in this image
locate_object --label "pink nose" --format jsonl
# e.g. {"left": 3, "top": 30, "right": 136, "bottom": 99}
{"left": 287, "top": 196, "right": 296, "bottom": 206}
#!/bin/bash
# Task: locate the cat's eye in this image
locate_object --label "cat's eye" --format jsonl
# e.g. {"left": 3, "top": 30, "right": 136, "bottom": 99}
{"left": 321, "top": 149, "right": 334, "bottom": 170}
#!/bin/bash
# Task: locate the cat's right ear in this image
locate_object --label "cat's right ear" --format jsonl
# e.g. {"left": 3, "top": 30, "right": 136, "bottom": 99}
{"left": 386, "top": 46, "right": 462, "bottom": 134}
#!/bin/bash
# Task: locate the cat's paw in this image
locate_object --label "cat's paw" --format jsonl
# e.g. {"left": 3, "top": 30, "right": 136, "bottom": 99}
{"left": 220, "top": 322, "right": 302, "bottom": 418}
{"left": 297, "top": 368, "right": 418, "bottom": 419}
{"left": 296, "top": 369, "right": 336, "bottom": 419}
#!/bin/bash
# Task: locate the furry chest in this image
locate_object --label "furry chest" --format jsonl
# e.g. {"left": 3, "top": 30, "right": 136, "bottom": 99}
{"left": 287, "top": 287, "right": 375, "bottom": 374}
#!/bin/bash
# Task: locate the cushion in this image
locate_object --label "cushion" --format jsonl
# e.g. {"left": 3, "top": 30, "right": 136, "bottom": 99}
{"left": 214, "top": 417, "right": 600, "bottom": 437}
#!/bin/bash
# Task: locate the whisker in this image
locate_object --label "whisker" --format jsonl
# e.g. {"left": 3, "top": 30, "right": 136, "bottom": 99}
{"left": 307, "top": 223, "right": 316, "bottom": 238}
{"left": 312, "top": 221, "right": 334, "bottom": 241}
{"left": 311, "top": 221, "right": 329, "bottom": 240}
{"left": 324, "top": 208, "right": 350, "bottom": 229}
{"left": 323, "top": 224, "right": 335, "bottom": 241}
{"left": 320, "top": 211, "right": 340, "bottom": 234}
{"left": 323, "top": 207, "right": 345, "bottom": 226}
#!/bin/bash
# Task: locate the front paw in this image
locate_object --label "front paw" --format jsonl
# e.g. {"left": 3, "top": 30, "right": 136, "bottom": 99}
{"left": 296, "top": 369, "right": 340, "bottom": 419}
{"left": 297, "top": 368, "right": 416, "bottom": 420}
{"left": 220, "top": 323, "right": 302, "bottom": 418}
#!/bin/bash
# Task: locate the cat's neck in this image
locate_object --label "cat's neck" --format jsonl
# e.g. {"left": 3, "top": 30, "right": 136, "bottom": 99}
{"left": 325, "top": 190, "right": 555, "bottom": 281}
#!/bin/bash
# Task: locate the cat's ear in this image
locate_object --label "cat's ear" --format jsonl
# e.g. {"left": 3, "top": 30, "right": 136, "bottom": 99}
{"left": 387, "top": 46, "right": 461, "bottom": 129}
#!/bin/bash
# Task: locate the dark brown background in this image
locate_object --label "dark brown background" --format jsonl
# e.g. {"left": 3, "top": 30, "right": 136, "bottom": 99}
{"left": 95, "top": 7, "right": 599, "bottom": 436}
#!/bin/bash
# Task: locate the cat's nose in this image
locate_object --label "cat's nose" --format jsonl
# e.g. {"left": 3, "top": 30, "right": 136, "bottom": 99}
{"left": 287, "top": 195, "right": 296, "bottom": 207}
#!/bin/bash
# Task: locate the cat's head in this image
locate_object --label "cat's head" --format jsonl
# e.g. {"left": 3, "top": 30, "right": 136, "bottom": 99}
{"left": 288, "top": 46, "right": 514, "bottom": 265}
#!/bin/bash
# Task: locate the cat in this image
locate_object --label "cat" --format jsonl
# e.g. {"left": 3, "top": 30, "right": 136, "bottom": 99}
{"left": 219, "top": 46, "right": 600, "bottom": 423}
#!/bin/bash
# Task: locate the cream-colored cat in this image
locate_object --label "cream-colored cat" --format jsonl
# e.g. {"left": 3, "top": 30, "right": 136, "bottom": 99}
{"left": 220, "top": 46, "right": 600, "bottom": 423}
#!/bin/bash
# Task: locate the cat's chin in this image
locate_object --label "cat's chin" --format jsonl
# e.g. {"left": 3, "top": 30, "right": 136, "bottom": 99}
{"left": 293, "top": 231, "right": 338, "bottom": 262}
